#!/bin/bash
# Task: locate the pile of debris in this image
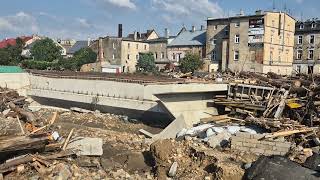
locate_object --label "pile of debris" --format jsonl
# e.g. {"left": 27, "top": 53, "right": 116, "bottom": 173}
{"left": 0, "top": 87, "right": 106, "bottom": 179}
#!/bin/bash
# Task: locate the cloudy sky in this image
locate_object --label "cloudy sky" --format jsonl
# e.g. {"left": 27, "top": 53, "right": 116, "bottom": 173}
{"left": 0, "top": 0, "right": 318, "bottom": 40}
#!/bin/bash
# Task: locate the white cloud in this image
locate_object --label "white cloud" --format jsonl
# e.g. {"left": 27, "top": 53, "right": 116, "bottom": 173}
{"left": 99, "top": 0, "right": 136, "bottom": 9}
{"left": 152, "top": 0, "right": 223, "bottom": 21}
{"left": 76, "top": 18, "right": 92, "bottom": 28}
{"left": 0, "top": 11, "right": 39, "bottom": 34}
{"left": 296, "top": 0, "right": 304, "bottom": 4}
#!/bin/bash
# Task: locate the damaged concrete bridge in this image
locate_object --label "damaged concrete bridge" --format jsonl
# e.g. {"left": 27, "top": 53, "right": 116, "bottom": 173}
{"left": 25, "top": 71, "right": 228, "bottom": 126}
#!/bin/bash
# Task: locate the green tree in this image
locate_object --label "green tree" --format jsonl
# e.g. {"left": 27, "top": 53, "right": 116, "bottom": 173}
{"left": 179, "top": 53, "right": 203, "bottom": 73}
{"left": 0, "top": 37, "right": 24, "bottom": 66}
{"left": 136, "top": 52, "right": 156, "bottom": 72}
{"left": 62, "top": 47, "right": 97, "bottom": 71}
{"left": 30, "top": 38, "right": 62, "bottom": 62}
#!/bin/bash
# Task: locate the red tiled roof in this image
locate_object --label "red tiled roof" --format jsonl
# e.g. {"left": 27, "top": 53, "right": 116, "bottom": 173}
{"left": 0, "top": 36, "right": 32, "bottom": 49}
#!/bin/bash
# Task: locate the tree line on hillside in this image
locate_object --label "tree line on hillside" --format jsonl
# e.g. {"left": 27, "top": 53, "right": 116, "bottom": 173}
{"left": 0, "top": 38, "right": 97, "bottom": 71}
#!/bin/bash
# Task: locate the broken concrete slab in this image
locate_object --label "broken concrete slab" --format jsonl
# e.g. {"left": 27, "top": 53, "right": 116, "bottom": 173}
{"left": 66, "top": 137, "right": 103, "bottom": 156}
{"left": 207, "top": 131, "right": 231, "bottom": 148}
{"left": 151, "top": 115, "right": 188, "bottom": 141}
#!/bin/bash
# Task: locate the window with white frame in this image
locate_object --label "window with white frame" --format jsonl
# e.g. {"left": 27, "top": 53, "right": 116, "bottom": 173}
{"left": 112, "top": 54, "right": 115, "bottom": 60}
{"left": 213, "top": 25, "right": 217, "bottom": 30}
{"left": 312, "top": 23, "right": 316, "bottom": 29}
{"left": 212, "top": 39, "right": 217, "bottom": 45}
{"left": 297, "top": 49, "right": 302, "bottom": 60}
{"left": 112, "top": 43, "right": 115, "bottom": 49}
{"left": 212, "top": 51, "right": 216, "bottom": 61}
{"left": 309, "top": 49, "right": 314, "bottom": 59}
{"left": 235, "top": 22, "right": 240, "bottom": 27}
{"left": 298, "top": 35, "right": 303, "bottom": 44}
{"left": 235, "top": 35, "right": 240, "bottom": 44}
{"left": 234, "top": 51, "right": 239, "bottom": 61}
{"left": 310, "top": 35, "right": 315, "bottom": 44}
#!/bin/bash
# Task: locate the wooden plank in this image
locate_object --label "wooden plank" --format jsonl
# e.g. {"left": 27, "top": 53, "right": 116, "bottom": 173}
{"left": 265, "top": 129, "right": 314, "bottom": 139}
{"left": 62, "top": 128, "right": 74, "bottom": 151}
{"left": 200, "top": 115, "right": 229, "bottom": 123}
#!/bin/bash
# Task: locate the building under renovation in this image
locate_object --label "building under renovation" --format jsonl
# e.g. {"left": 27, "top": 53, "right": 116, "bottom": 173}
{"left": 206, "top": 10, "right": 295, "bottom": 75}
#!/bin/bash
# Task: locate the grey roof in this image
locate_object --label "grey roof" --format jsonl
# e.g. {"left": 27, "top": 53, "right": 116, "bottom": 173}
{"left": 168, "top": 30, "right": 206, "bottom": 47}
{"left": 68, "top": 41, "right": 88, "bottom": 54}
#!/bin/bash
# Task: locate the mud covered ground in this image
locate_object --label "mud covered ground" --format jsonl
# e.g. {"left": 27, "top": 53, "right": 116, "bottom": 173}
{"left": 2, "top": 109, "right": 257, "bottom": 180}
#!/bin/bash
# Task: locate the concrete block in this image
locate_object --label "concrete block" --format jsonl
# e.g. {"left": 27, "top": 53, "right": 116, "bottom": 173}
{"left": 251, "top": 134, "right": 265, "bottom": 139}
{"left": 231, "top": 136, "right": 244, "bottom": 142}
{"left": 243, "top": 138, "right": 259, "bottom": 143}
{"left": 231, "top": 141, "right": 243, "bottom": 146}
{"left": 250, "top": 148, "right": 265, "bottom": 155}
{"left": 66, "top": 137, "right": 103, "bottom": 156}
{"left": 256, "top": 144, "right": 273, "bottom": 150}
{"left": 235, "top": 132, "right": 251, "bottom": 138}
{"left": 243, "top": 142, "right": 257, "bottom": 148}
{"left": 260, "top": 141, "right": 276, "bottom": 146}
{"left": 275, "top": 142, "right": 292, "bottom": 148}
{"left": 272, "top": 146, "right": 290, "bottom": 152}
{"left": 236, "top": 146, "right": 250, "bottom": 151}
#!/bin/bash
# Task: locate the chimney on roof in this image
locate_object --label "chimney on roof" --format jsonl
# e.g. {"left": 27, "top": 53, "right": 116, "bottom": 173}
{"left": 118, "top": 24, "right": 123, "bottom": 38}
{"left": 191, "top": 25, "right": 196, "bottom": 32}
{"left": 133, "top": 31, "right": 138, "bottom": 40}
{"left": 165, "top": 28, "right": 169, "bottom": 38}
{"left": 200, "top": 25, "right": 205, "bottom": 31}
{"left": 87, "top": 37, "right": 91, "bottom": 46}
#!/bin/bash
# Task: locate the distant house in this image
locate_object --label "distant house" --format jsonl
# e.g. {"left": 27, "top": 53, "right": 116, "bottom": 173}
{"left": 0, "top": 36, "right": 32, "bottom": 49}
{"left": 127, "top": 29, "right": 159, "bottom": 41}
{"left": 167, "top": 26, "right": 206, "bottom": 64}
{"left": 56, "top": 39, "right": 76, "bottom": 55}
{"left": 67, "top": 40, "right": 91, "bottom": 57}
{"left": 145, "top": 28, "right": 176, "bottom": 69}
{"left": 21, "top": 36, "right": 69, "bottom": 58}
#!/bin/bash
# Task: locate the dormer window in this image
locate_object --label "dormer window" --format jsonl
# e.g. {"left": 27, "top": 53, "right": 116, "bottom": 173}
{"left": 299, "top": 24, "right": 304, "bottom": 29}
{"left": 312, "top": 23, "right": 316, "bottom": 29}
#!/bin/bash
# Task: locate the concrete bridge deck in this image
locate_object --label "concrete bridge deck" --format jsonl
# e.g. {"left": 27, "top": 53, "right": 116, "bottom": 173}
{"left": 1, "top": 72, "right": 228, "bottom": 126}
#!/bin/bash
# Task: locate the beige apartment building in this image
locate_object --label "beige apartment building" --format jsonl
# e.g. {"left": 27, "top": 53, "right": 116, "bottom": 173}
{"left": 206, "top": 11, "right": 295, "bottom": 75}
{"left": 89, "top": 24, "right": 149, "bottom": 73}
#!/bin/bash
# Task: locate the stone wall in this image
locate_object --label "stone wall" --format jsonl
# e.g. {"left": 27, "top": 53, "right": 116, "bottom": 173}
{"left": 231, "top": 132, "right": 293, "bottom": 156}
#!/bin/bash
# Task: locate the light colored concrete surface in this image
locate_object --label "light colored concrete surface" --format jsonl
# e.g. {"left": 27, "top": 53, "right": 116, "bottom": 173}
{"left": 0, "top": 73, "right": 30, "bottom": 96}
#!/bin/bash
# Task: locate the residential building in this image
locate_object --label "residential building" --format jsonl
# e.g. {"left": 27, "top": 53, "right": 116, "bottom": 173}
{"left": 0, "top": 36, "right": 33, "bottom": 49}
{"left": 145, "top": 28, "right": 176, "bottom": 69}
{"left": 89, "top": 24, "right": 149, "bottom": 73}
{"left": 167, "top": 26, "right": 206, "bottom": 64}
{"left": 127, "top": 29, "right": 159, "bottom": 41}
{"left": 293, "top": 19, "right": 320, "bottom": 74}
{"left": 56, "top": 39, "right": 76, "bottom": 54}
{"left": 206, "top": 10, "right": 295, "bottom": 75}
{"left": 67, "top": 40, "right": 91, "bottom": 57}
